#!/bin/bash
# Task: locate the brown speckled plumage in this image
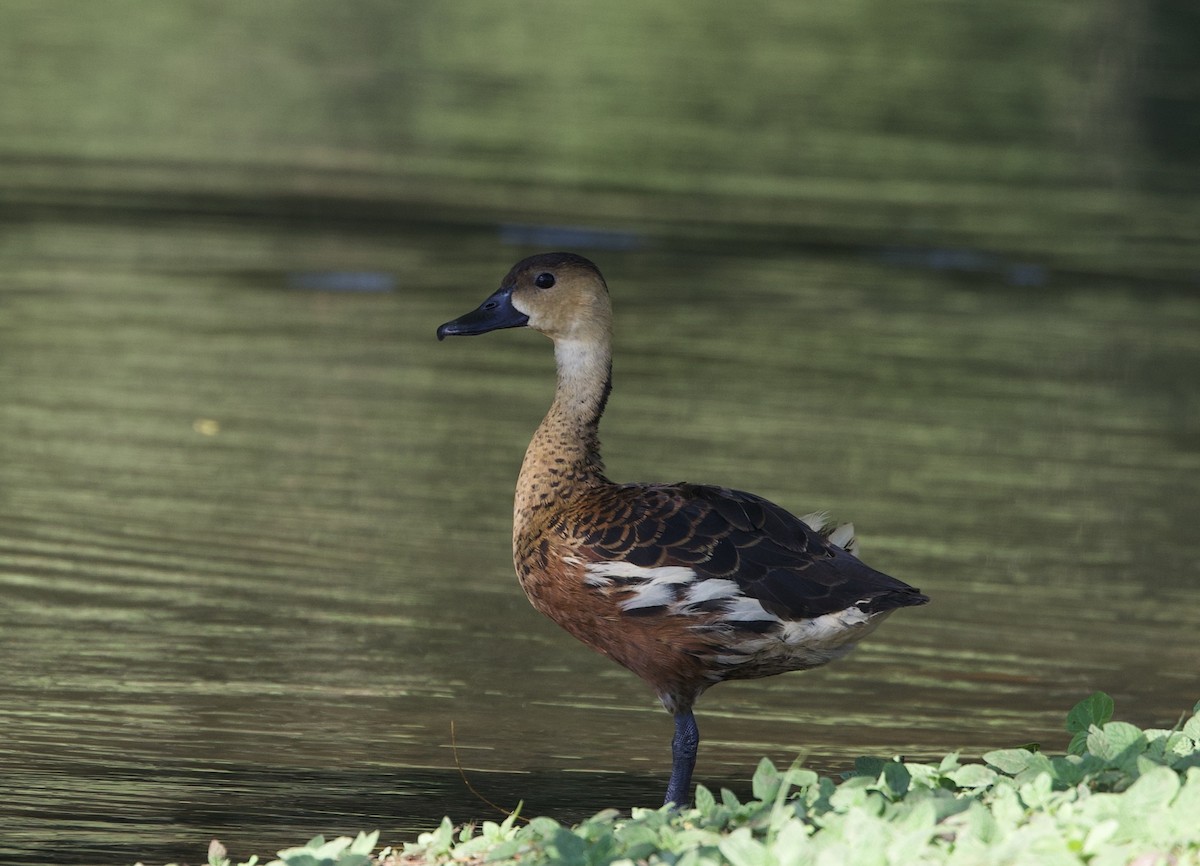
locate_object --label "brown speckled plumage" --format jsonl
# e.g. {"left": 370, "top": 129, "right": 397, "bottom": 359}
{"left": 437, "top": 252, "right": 928, "bottom": 804}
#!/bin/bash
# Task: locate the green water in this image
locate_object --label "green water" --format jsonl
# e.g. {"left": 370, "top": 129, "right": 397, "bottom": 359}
{"left": 2, "top": 2, "right": 1199, "bottom": 864}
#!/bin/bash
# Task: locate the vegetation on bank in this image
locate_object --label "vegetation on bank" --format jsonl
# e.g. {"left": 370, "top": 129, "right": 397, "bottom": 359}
{"left": 169, "top": 694, "right": 1200, "bottom": 866}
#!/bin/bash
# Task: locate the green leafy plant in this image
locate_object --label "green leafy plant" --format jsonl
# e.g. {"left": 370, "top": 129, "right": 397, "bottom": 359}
{"left": 200, "top": 832, "right": 379, "bottom": 866}
{"left": 1067, "top": 691, "right": 1116, "bottom": 755}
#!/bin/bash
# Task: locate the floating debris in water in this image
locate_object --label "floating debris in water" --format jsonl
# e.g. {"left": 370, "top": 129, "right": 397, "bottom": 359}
{"left": 499, "top": 223, "right": 643, "bottom": 251}
{"left": 286, "top": 272, "right": 396, "bottom": 292}
{"left": 876, "top": 245, "right": 1048, "bottom": 287}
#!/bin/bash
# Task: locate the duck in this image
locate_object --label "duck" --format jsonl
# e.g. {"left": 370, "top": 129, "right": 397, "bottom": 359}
{"left": 436, "top": 252, "right": 929, "bottom": 807}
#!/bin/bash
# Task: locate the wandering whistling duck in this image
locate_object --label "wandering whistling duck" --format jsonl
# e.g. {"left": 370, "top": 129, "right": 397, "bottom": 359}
{"left": 436, "top": 252, "right": 929, "bottom": 806}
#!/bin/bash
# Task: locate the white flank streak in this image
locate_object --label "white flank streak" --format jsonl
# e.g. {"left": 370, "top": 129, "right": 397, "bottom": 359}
{"left": 721, "top": 596, "right": 781, "bottom": 622}
{"left": 781, "top": 606, "right": 872, "bottom": 646}
{"left": 620, "top": 568, "right": 697, "bottom": 610}
{"left": 714, "top": 654, "right": 749, "bottom": 666}
{"left": 684, "top": 578, "right": 741, "bottom": 604}
{"left": 620, "top": 582, "right": 679, "bottom": 611}
{"left": 582, "top": 562, "right": 698, "bottom": 610}
{"left": 587, "top": 562, "right": 694, "bottom": 581}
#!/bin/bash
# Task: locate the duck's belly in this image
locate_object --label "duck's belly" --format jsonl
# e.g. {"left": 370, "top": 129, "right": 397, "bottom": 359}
{"left": 512, "top": 551, "right": 894, "bottom": 702}
{"left": 515, "top": 554, "right": 754, "bottom": 704}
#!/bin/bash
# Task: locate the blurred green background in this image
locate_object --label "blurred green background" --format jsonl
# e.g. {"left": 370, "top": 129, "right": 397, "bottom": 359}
{"left": 4, "top": 0, "right": 1198, "bottom": 273}
{"left": 2, "top": 2, "right": 1198, "bottom": 864}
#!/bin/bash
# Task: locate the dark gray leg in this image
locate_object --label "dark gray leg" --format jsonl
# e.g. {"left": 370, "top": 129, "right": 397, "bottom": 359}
{"left": 664, "top": 710, "right": 699, "bottom": 806}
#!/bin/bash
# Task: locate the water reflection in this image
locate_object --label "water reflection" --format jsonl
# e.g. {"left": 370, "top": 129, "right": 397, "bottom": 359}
{"left": 1, "top": 2, "right": 1199, "bottom": 864}
{"left": 3, "top": 221, "right": 1198, "bottom": 863}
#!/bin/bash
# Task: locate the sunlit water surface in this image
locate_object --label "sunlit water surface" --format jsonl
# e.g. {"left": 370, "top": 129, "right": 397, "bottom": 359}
{"left": 2, "top": 3, "right": 1199, "bottom": 864}
{"left": 3, "top": 215, "right": 1198, "bottom": 864}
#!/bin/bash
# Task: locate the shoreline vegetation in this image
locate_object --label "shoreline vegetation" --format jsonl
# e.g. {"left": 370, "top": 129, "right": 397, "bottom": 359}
{"left": 152, "top": 694, "right": 1200, "bottom": 866}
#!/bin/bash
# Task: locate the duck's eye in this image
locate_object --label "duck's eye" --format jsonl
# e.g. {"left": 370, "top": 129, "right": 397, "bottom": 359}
{"left": 534, "top": 272, "right": 556, "bottom": 289}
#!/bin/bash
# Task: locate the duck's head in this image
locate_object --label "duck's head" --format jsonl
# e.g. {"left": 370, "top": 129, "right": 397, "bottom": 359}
{"left": 436, "top": 252, "right": 612, "bottom": 344}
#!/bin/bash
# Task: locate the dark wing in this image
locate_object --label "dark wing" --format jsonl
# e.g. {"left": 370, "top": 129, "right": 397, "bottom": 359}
{"left": 561, "top": 482, "right": 928, "bottom": 620}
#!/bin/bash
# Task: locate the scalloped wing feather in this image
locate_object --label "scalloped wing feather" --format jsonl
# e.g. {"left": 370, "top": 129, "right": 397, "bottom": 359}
{"left": 567, "top": 483, "right": 925, "bottom": 622}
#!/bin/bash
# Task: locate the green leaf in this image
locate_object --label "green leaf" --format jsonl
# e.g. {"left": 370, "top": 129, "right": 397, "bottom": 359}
{"left": 348, "top": 831, "right": 377, "bottom": 856}
{"left": 208, "top": 839, "right": 230, "bottom": 866}
{"left": 1120, "top": 766, "right": 1180, "bottom": 814}
{"left": 270, "top": 833, "right": 376, "bottom": 866}
{"left": 828, "top": 777, "right": 882, "bottom": 814}
{"left": 613, "top": 821, "right": 658, "bottom": 854}
{"left": 948, "top": 763, "right": 998, "bottom": 790}
{"left": 769, "top": 821, "right": 811, "bottom": 866}
{"left": 485, "top": 837, "right": 521, "bottom": 861}
{"left": 937, "top": 752, "right": 961, "bottom": 773}
{"left": 853, "top": 756, "right": 887, "bottom": 779}
{"left": 782, "top": 766, "right": 819, "bottom": 793}
{"left": 752, "top": 757, "right": 781, "bottom": 802}
{"left": 1087, "top": 721, "right": 1147, "bottom": 768}
{"left": 1145, "top": 731, "right": 1193, "bottom": 767}
{"left": 881, "top": 761, "right": 911, "bottom": 799}
{"left": 1082, "top": 819, "right": 1119, "bottom": 857}
{"left": 1016, "top": 771, "right": 1056, "bottom": 810}
{"left": 1068, "top": 730, "right": 1089, "bottom": 756}
{"left": 527, "top": 816, "right": 563, "bottom": 837}
{"left": 718, "top": 828, "right": 774, "bottom": 866}
{"left": 983, "top": 748, "right": 1038, "bottom": 775}
{"left": 984, "top": 748, "right": 1056, "bottom": 785}
{"left": 809, "top": 776, "right": 837, "bottom": 816}
{"left": 416, "top": 817, "right": 456, "bottom": 857}
{"left": 1048, "top": 755, "right": 1089, "bottom": 787}
{"left": 694, "top": 784, "right": 716, "bottom": 814}
{"left": 1067, "top": 692, "right": 1114, "bottom": 734}
{"left": 964, "top": 800, "right": 999, "bottom": 843}
{"left": 543, "top": 826, "right": 588, "bottom": 866}
{"left": 273, "top": 843, "right": 322, "bottom": 866}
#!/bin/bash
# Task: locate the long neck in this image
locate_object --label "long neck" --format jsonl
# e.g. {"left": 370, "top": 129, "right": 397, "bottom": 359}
{"left": 516, "top": 337, "right": 613, "bottom": 516}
